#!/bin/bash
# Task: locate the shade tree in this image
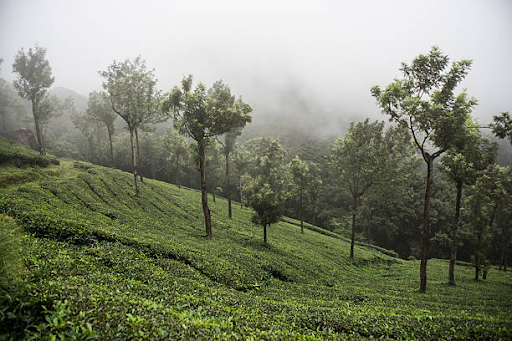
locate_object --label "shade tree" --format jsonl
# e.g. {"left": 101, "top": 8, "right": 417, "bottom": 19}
{"left": 242, "top": 137, "right": 290, "bottom": 246}
{"left": 163, "top": 76, "right": 252, "bottom": 238}
{"left": 372, "top": 47, "right": 477, "bottom": 292}
{"left": 86, "top": 91, "right": 117, "bottom": 167}
{"left": 440, "top": 126, "right": 497, "bottom": 285}
{"left": 12, "top": 44, "right": 55, "bottom": 155}
{"left": 218, "top": 127, "right": 243, "bottom": 218}
{"left": 99, "top": 56, "right": 159, "bottom": 197}
{"left": 289, "top": 156, "right": 322, "bottom": 233}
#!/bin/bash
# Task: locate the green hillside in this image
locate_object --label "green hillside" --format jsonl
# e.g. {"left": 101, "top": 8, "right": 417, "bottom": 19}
{"left": 1, "top": 150, "right": 511, "bottom": 339}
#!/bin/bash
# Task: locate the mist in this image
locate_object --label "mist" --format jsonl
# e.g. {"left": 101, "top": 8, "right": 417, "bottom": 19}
{"left": 1, "top": 0, "right": 511, "bottom": 136}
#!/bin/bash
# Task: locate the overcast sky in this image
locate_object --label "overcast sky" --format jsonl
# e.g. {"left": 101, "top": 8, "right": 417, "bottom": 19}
{"left": 1, "top": 0, "right": 511, "bottom": 131}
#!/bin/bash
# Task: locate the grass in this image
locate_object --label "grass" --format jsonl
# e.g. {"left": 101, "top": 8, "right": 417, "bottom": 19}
{"left": 0, "top": 159, "right": 511, "bottom": 340}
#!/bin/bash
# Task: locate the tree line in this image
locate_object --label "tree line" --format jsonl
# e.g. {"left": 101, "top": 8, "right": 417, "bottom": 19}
{"left": 1, "top": 45, "right": 511, "bottom": 293}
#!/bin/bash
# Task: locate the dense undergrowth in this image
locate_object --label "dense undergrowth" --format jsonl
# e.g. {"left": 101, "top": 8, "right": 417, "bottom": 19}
{"left": 0, "top": 154, "right": 511, "bottom": 339}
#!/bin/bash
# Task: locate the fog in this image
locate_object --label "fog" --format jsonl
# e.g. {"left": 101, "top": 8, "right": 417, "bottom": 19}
{"left": 1, "top": 0, "right": 511, "bottom": 136}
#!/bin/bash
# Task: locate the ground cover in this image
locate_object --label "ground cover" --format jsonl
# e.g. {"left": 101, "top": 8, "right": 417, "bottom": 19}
{"left": 0, "top": 158, "right": 511, "bottom": 340}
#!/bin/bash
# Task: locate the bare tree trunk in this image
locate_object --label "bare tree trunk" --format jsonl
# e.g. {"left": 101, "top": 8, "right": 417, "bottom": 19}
{"left": 500, "top": 222, "right": 508, "bottom": 272}
{"left": 420, "top": 156, "right": 434, "bottom": 293}
{"left": 135, "top": 128, "right": 143, "bottom": 182}
{"left": 449, "top": 181, "right": 463, "bottom": 285}
{"left": 175, "top": 154, "right": 181, "bottom": 189}
{"left": 365, "top": 191, "right": 372, "bottom": 245}
{"left": 32, "top": 101, "right": 45, "bottom": 156}
{"left": 239, "top": 173, "right": 243, "bottom": 209}
{"left": 198, "top": 138, "right": 212, "bottom": 238}
{"left": 107, "top": 125, "right": 115, "bottom": 168}
{"left": 300, "top": 187, "right": 304, "bottom": 234}
{"left": 225, "top": 152, "right": 232, "bottom": 218}
{"left": 350, "top": 193, "right": 357, "bottom": 259}
{"left": 129, "top": 126, "right": 139, "bottom": 197}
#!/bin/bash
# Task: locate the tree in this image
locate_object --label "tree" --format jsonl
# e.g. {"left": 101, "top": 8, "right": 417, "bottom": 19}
{"left": 72, "top": 109, "right": 102, "bottom": 163}
{"left": 243, "top": 137, "right": 290, "bottom": 246}
{"left": 164, "top": 128, "right": 189, "bottom": 188}
{"left": 440, "top": 128, "right": 497, "bottom": 285}
{"left": 332, "top": 119, "right": 385, "bottom": 259}
{"left": 490, "top": 112, "right": 512, "bottom": 145}
{"left": 361, "top": 124, "right": 420, "bottom": 246}
{"left": 233, "top": 144, "right": 251, "bottom": 209}
{"left": 289, "top": 156, "right": 322, "bottom": 233}
{"left": 86, "top": 91, "right": 117, "bottom": 167}
{"left": 218, "top": 127, "right": 243, "bottom": 218}
{"left": 372, "top": 47, "right": 477, "bottom": 293}
{"left": 163, "top": 76, "right": 252, "bottom": 238}
{"left": 99, "top": 56, "right": 159, "bottom": 197}
{"left": 482, "top": 166, "right": 512, "bottom": 272}
{"left": 12, "top": 44, "right": 55, "bottom": 155}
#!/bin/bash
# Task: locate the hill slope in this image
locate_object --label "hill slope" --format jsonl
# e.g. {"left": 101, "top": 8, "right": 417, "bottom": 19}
{"left": 1, "top": 158, "right": 511, "bottom": 340}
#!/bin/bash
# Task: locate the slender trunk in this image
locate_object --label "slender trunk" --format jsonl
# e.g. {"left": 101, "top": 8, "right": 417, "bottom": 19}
{"left": 107, "top": 125, "right": 115, "bottom": 168}
{"left": 239, "top": 173, "right": 243, "bottom": 209}
{"left": 365, "top": 191, "right": 372, "bottom": 244}
{"left": 176, "top": 154, "right": 181, "bottom": 189}
{"left": 32, "top": 101, "right": 45, "bottom": 155}
{"left": 198, "top": 138, "right": 212, "bottom": 238}
{"left": 312, "top": 203, "right": 316, "bottom": 226}
{"left": 1, "top": 111, "right": 6, "bottom": 132}
{"left": 264, "top": 223, "right": 267, "bottom": 246}
{"left": 225, "top": 152, "right": 232, "bottom": 218}
{"left": 129, "top": 127, "right": 139, "bottom": 197}
{"left": 87, "top": 137, "right": 94, "bottom": 162}
{"left": 300, "top": 187, "right": 304, "bottom": 234}
{"left": 350, "top": 193, "right": 357, "bottom": 259}
{"left": 502, "top": 224, "right": 508, "bottom": 271}
{"left": 482, "top": 266, "right": 487, "bottom": 280}
{"left": 474, "top": 252, "right": 480, "bottom": 280}
{"left": 135, "top": 128, "right": 143, "bottom": 182}
{"left": 449, "top": 181, "right": 463, "bottom": 285}
{"left": 420, "top": 156, "right": 434, "bottom": 293}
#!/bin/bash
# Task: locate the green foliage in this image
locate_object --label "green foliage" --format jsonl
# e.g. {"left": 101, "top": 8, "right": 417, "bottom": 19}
{"left": 242, "top": 138, "right": 290, "bottom": 242}
{"left": 0, "top": 136, "right": 59, "bottom": 169}
{"left": 12, "top": 44, "right": 55, "bottom": 155}
{"left": 490, "top": 112, "right": 512, "bottom": 145}
{"left": 0, "top": 215, "right": 24, "bottom": 290}
{"left": 164, "top": 76, "right": 252, "bottom": 142}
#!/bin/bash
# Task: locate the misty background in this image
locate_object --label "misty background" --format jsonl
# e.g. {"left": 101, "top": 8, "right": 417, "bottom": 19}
{"left": 1, "top": 0, "right": 511, "bottom": 139}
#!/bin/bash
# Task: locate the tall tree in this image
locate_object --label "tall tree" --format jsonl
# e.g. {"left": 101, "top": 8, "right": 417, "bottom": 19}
{"left": 163, "top": 76, "right": 252, "bottom": 238}
{"left": 332, "top": 119, "right": 385, "bottom": 259}
{"left": 12, "top": 44, "right": 55, "bottom": 155}
{"left": 440, "top": 129, "right": 497, "bottom": 285}
{"left": 289, "top": 156, "right": 322, "bottom": 233}
{"left": 243, "top": 137, "right": 290, "bottom": 246}
{"left": 218, "top": 127, "right": 243, "bottom": 218}
{"left": 372, "top": 47, "right": 476, "bottom": 293}
{"left": 99, "top": 56, "right": 159, "bottom": 197}
{"left": 86, "top": 91, "right": 117, "bottom": 167}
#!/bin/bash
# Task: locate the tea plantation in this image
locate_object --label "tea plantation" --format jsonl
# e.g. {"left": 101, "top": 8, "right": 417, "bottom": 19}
{"left": 1, "top": 154, "right": 511, "bottom": 339}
